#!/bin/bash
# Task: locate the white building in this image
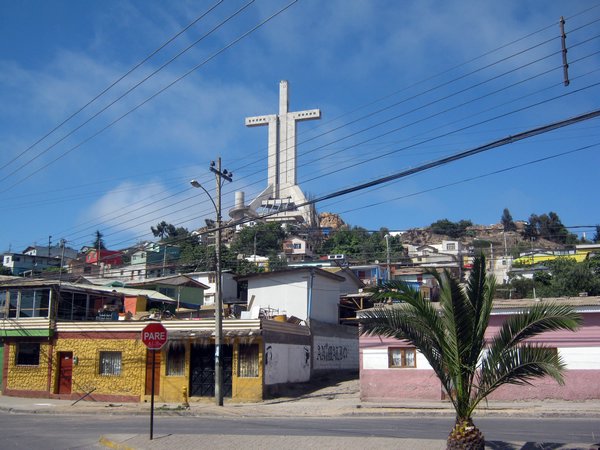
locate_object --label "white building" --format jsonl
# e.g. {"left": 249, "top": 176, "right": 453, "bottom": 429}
{"left": 186, "top": 270, "right": 238, "bottom": 306}
{"left": 236, "top": 267, "right": 358, "bottom": 374}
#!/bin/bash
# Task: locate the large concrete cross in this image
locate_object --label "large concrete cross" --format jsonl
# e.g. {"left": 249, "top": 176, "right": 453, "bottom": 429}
{"left": 246, "top": 80, "right": 320, "bottom": 198}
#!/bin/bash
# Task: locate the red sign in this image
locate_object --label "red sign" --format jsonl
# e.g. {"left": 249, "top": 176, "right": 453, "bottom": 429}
{"left": 141, "top": 323, "right": 168, "bottom": 350}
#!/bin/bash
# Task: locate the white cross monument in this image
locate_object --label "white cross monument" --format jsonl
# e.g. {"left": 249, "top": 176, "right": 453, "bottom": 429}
{"left": 231, "top": 80, "right": 320, "bottom": 226}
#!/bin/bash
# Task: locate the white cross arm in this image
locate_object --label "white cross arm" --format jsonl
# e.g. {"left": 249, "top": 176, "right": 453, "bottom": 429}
{"left": 290, "top": 109, "right": 321, "bottom": 121}
{"left": 245, "top": 114, "right": 277, "bottom": 127}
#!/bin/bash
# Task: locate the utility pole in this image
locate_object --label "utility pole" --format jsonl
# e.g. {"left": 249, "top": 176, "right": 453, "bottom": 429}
{"left": 192, "top": 158, "right": 232, "bottom": 406}
{"left": 385, "top": 234, "right": 391, "bottom": 281}
{"left": 210, "top": 157, "right": 232, "bottom": 407}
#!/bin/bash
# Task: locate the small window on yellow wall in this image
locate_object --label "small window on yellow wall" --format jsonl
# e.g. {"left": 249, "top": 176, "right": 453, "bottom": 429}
{"left": 388, "top": 348, "right": 416, "bottom": 368}
{"left": 166, "top": 344, "right": 185, "bottom": 376}
{"left": 16, "top": 343, "right": 40, "bottom": 366}
{"left": 99, "top": 351, "right": 122, "bottom": 376}
{"left": 238, "top": 344, "right": 259, "bottom": 377}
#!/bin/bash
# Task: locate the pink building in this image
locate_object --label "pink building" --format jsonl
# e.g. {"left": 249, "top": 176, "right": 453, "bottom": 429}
{"left": 360, "top": 297, "right": 600, "bottom": 402}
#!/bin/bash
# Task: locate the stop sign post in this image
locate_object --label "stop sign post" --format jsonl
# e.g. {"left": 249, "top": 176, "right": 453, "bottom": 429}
{"left": 142, "top": 322, "right": 168, "bottom": 440}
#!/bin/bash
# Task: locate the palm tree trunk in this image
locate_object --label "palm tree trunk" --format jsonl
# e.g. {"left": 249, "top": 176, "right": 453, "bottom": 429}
{"left": 447, "top": 417, "right": 484, "bottom": 450}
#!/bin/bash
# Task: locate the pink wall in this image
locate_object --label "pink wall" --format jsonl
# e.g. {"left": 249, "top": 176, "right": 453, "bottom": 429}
{"left": 359, "top": 312, "right": 600, "bottom": 402}
{"left": 488, "top": 370, "right": 600, "bottom": 401}
{"left": 361, "top": 370, "right": 442, "bottom": 402}
{"left": 487, "top": 312, "right": 600, "bottom": 347}
{"left": 360, "top": 335, "right": 443, "bottom": 401}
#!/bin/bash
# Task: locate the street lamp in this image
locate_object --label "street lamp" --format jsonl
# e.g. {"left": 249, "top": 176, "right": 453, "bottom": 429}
{"left": 189, "top": 157, "right": 232, "bottom": 406}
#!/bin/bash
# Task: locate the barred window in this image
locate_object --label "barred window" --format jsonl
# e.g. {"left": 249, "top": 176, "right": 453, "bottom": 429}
{"left": 238, "top": 344, "right": 259, "bottom": 378}
{"left": 99, "top": 351, "right": 122, "bottom": 376}
{"left": 166, "top": 345, "right": 185, "bottom": 376}
{"left": 388, "top": 348, "right": 416, "bottom": 368}
{"left": 16, "top": 343, "right": 40, "bottom": 366}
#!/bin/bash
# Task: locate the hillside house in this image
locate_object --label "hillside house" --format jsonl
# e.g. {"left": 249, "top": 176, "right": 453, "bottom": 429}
{"left": 282, "top": 236, "right": 314, "bottom": 262}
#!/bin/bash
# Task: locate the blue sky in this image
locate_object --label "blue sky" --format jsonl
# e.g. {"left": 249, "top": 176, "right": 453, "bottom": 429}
{"left": 1, "top": 0, "right": 599, "bottom": 253}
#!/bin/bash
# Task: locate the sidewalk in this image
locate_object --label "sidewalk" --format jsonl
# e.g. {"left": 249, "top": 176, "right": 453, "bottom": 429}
{"left": 2, "top": 391, "right": 600, "bottom": 418}
{"left": 1, "top": 392, "right": 599, "bottom": 449}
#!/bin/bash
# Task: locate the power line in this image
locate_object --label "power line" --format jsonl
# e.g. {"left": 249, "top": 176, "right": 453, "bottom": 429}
{"left": 0, "top": 0, "right": 225, "bottom": 173}
{"left": 0, "top": 0, "right": 299, "bottom": 193}
{"left": 15, "top": 7, "right": 600, "bottom": 253}
{"left": 0, "top": 0, "right": 258, "bottom": 186}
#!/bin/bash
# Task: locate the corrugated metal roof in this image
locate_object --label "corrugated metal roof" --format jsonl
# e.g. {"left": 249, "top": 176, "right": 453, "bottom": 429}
{"left": 126, "top": 274, "right": 209, "bottom": 290}
{"left": 0, "top": 278, "right": 175, "bottom": 303}
{"left": 359, "top": 295, "right": 600, "bottom": 314}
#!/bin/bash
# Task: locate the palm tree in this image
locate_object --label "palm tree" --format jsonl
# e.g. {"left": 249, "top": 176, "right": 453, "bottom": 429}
{"left": 360, "top": 255, "right": 581, "bottom": 449}
{"left": 92, "top": 230, "right": 106, "bottom": 250}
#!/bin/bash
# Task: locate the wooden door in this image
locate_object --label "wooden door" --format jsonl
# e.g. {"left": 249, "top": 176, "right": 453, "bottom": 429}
{"left": 57, "top": 352, "right": 73, "bottom": 395}
{"left": 145, "top": 350, "right": 161, "bottom": 395}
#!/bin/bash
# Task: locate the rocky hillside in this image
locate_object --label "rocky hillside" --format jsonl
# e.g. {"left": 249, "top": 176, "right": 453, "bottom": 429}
{"left": 400, "top": 221, "right": 564, "bottom": 253}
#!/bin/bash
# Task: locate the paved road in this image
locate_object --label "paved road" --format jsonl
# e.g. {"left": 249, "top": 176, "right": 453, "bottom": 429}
{"left": 1, "top": 412, "right": 598, "bottom": 449}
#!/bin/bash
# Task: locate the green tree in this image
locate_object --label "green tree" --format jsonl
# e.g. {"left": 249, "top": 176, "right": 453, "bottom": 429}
{"left": 268, "top": 254, "right": 288, "bottom": 272}
{"left": 430, "top": 219, "right": 473, "bottom": 239}
{"left": 537, "top": 257, "right": 600, "bottom": 297}
{"left": 523, "top": 212, "right": 576, "bottom": 244}
{"left": 500, "top": 208, "right": 516, "bottom": 232}
{"left": 360, "top": 255, "right": 581, "bottom": 449}
{"left": 319, "top": 226, "right": 403, "bottom": 264}
{"left": 230, "top": 223, "right": 286, "bottom": 257}
{"left": 151, "top": 221, "right": 187, "bottom": 243}
{"left": 92, "top": 230, "right": 106, "bottom": 250}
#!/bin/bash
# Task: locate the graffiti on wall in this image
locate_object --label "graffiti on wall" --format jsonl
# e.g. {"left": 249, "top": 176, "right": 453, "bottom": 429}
{"left": 316, "top": 343, "right": 349, "bottom": 361}
{"left": 313, "top": 336, "right": 358, "bottom": 370}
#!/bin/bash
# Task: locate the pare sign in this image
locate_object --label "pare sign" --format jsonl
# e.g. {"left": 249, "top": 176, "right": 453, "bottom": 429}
{"left": 141, "top": 323, "right": 168, "bottom": 350}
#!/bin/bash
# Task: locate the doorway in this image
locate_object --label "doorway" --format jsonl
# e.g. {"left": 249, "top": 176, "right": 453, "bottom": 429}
{"left": 189, "top": 344, "right": 232, "bottom": 398}
{"left": 145, "top": 350, "right": 161, "bottom": 395}
{"left": 57, "top": 352, "right": 73, "bottom": 395}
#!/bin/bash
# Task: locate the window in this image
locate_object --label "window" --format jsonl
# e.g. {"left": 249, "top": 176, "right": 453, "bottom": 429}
{"left": 8, "top": 290, "right": 18, "bottom": 318}
{"left": 293, "top": 243, "right": 302, "bottom": 249}
{"left": 18, "top": 289, "right": 50, "bottom": 318}
{"left": 16, "top": 343, "right": 40, "bottom": 366}
{"left": 166, "top": 345, "right": 185, "bottom": 376}
{"left": 158, "top": 287, "right": 175, "bottom": 298}
{"left": 388, "top": 348, "right": 416, "bottom": 368}
{"left": 208, "top": 273, "right": 216, "bottom": 283}
{"left": 0, "top": 290, "right": 6, "bottom": 318}
{"left": 238, "top": 344, "right": 259, "bottom": 377}
{"left": 446, "top": 243, "right": 456, "bottom": 251}
{"left": 99, "top": 351, "right": 122, "bottom": 375}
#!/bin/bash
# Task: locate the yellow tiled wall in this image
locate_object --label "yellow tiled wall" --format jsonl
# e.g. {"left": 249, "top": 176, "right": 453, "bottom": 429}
{"left": 6, "top": 343, "right": 51, "bottom": 392}
{"left": 52, "top": 338, "right": 146, "bottom": 398}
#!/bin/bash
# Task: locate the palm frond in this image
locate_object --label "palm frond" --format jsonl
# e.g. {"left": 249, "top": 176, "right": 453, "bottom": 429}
{"left": 474, "top": 345, "right": 567, "bottom": 411}
{"left": 485, "top": 303, "right": 582, "bottom": 365}
{"left": 360, "top": 293, "right": 453, "bottom": 397}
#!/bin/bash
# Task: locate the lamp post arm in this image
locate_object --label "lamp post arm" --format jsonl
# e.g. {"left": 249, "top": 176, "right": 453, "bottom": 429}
{"left": 190, "top": 179, "right": 218, "bottom": 215}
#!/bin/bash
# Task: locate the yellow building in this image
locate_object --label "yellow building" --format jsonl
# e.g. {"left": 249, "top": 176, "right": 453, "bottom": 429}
{"left": 1, "top": 277, "right": 354, "bottom": 404}
{"left": 2, "top": 319, "right": 303, "bottom": 403}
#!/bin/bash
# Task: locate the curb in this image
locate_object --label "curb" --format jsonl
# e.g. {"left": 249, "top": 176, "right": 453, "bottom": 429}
{"left": 99, "top": 436, "right": 136, "bottom": 450}
{"left": 2, "top": 403, "right": 600, "bottom": 419}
